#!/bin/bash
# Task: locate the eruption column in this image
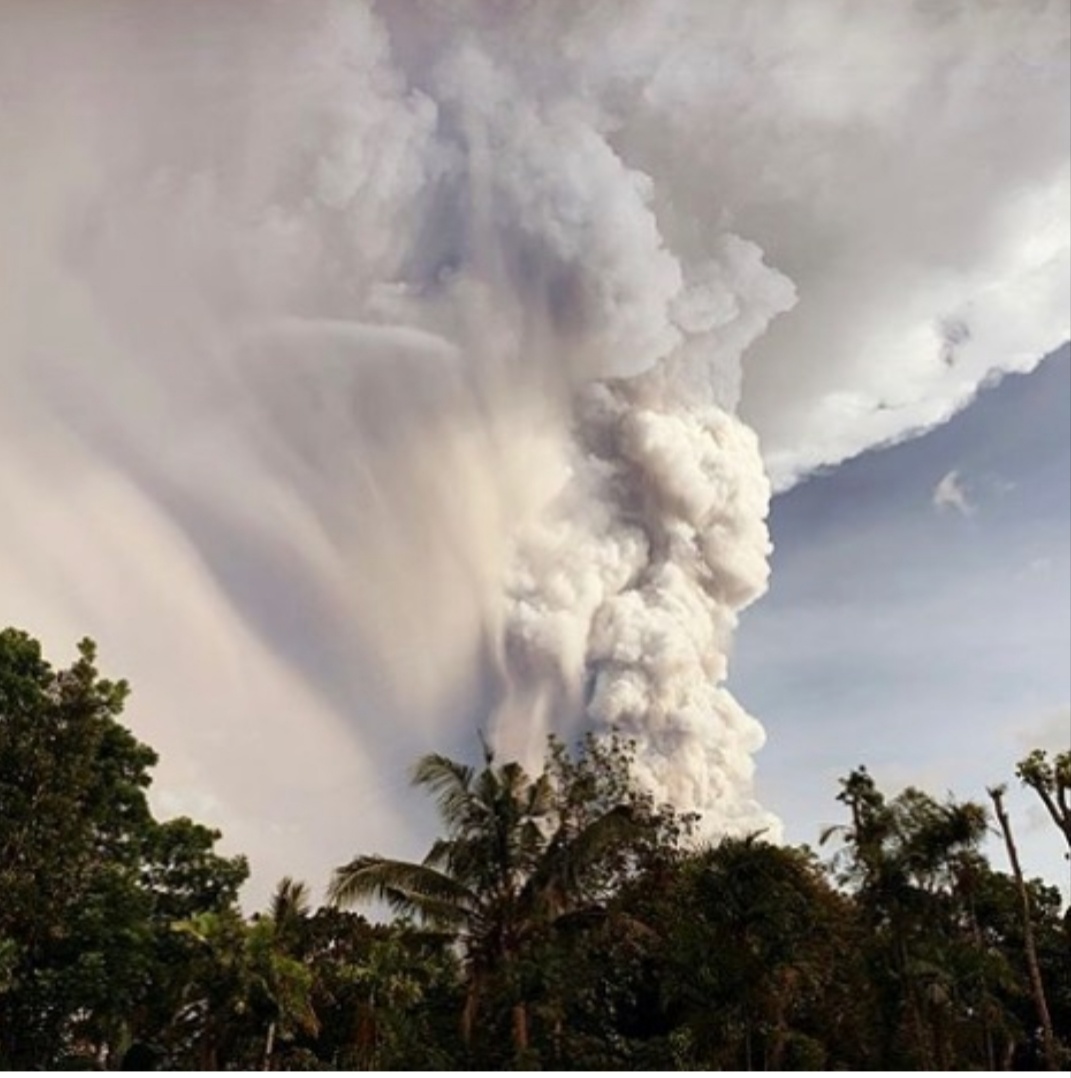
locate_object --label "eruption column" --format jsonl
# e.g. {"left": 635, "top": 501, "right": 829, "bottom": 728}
{"left": 3, "top": 1, "right": 1064, "bottom": 889}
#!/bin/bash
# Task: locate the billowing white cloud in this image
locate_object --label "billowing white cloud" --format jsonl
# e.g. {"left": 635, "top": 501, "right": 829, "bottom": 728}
{"left": 0, "top": 0, "right": 1067, "bottom": 899}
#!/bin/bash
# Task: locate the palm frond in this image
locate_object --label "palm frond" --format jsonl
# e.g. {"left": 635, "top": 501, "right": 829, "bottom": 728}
{"left": 411, "top": 754, "right": 477, "bottom": 826}
{"left": 525, "top": 772, "right": 556, "bottom": 818}
{"left": 269, "top": 875, "right": 311, "bottom": 923}
{"left": 329, "top": 854, "right": 475, "bottom": 928}
{"left": 818, "top": 823, "right": 847, "bottom": 847}
{"left": 380, "top": 888, "right": 472, "bottom": 930}
{"left": 526, "top": 804, "right": 642, "bottom": 915}
{"left": 562, "top": 803, "right": 640, "bottom": 873}
{"left": 423, "top": 837, "right": 454, "bottom": 871}
{"left": 499, "top": 760, "right": 531, "bottom": 798}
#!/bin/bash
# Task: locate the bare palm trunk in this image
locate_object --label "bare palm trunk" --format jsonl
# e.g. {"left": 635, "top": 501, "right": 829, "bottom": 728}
{"left": 262, "top": 1019, "right": 276, "bottom": 1071}
{"left": 356, "top": 1000, "right": 378, "bottom": 1069}
{"left": 932, "top": 1001, "right": 950, "bottom": 1070}
{"left": 769, "top": 1013, "right": 788, "bottom": 1071}
{"left": 988, "top": 786, "right": 1057, "bottom": 1071}
{"left": 967, "top": 899, "right": 997, "bottom": 1071}
{"left": 981, "top": 1000, "right": 997, "bottom": 1071}
{"left": 461, "top": 976, "right": 481, "bottom": 1048}
{"left": 511, "top": 1001, "right": 529, "bottom": 1056}
{"left": 905, "top": 981, "right": 935, "bottom": 1069}
{"left": 200, "top": 1023, "right": 219, "bottom": 1072}
{"left": 894, "top": 925, "right": 935, "bottom": 1069}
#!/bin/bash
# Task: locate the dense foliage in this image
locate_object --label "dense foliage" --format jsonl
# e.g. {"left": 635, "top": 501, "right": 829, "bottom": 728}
{"left": 1, "top": 628, "right": 1067, "bottom": 1069}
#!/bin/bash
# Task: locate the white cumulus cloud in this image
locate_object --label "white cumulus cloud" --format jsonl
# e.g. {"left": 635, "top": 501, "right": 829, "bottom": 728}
{"left": 933, "top": 470, "right": 975, "bottom": 516}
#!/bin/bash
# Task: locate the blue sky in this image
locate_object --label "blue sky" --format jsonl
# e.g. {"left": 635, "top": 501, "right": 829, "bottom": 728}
{"left": 736, "top": 347, "right": 1071, "bottom": 886}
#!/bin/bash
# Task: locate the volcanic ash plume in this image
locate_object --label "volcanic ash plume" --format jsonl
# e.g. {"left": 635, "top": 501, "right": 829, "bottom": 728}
{"left": 388, "top": 23, "right": 800, "bottom": 834}
{"left": 290, "top": 3, "right": 800, "bottom": 837}
{"left": 492, "top": 254, "right": 795, "bottom": 835}
{"left": 2, "top": 0, "right": 1066, "bottom": 880}
{"left": 497, "top": 389, "right": 782, "bottom": 833}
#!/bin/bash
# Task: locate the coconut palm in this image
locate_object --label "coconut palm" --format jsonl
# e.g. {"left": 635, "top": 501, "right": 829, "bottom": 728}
{"left": 329, "top": 745, "right": 644, "bottom": 1060}
{"left": 988, "top": 784, "right": 1058, "bottom": 1071}
{"left": 256, "top": 877, "right": 318, "bottom": 1068}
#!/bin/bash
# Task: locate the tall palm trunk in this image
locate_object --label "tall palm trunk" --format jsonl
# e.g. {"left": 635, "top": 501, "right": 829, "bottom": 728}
{"left": 461, "top": 973, "right": 482, "bottom": 1048}
{"left": 891, "top": 915, "right": 934, "bottom": 1070}
{"left": 511, "top": 1002, "right": 530, "bottom": 1056}
{"left": 988, "top": 786, "right": 1057, "bottom": 1071}
{"left": 356, "top": 1000, "right": 378, "bottom": 1069}
{"left": 200, "top": 1019, "right": 219, "bottom": 1071}
{"left": 262, "top": 1018, "right": 276, "bottom": 1071}
{"left": 965, "top": 894, "right": 997, "bottom": 1071}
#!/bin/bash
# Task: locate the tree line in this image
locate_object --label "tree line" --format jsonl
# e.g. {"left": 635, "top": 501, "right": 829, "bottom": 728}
{"left": 1, "top": 627, "right": 1068, "bottom": 1070}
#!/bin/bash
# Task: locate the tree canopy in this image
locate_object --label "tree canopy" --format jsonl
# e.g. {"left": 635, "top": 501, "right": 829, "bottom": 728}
{"left": 1, "top": 627, "right": 1067, "bottom": 1070}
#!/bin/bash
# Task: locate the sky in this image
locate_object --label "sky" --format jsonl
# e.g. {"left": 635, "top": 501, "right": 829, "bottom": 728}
{"left": 736, "top": 346, "right": 1071, "bottom": 890}
{"left": 0, "top": 1, "right": 1068, "bottom": 906}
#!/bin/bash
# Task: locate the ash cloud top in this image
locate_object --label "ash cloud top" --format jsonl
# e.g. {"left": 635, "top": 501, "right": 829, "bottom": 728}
{"left": 0, "top": 0, "right": 1067, "bottom": 897}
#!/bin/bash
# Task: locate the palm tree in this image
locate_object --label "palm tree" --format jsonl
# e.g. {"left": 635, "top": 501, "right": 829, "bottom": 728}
{"left": 329, "top": 745, "right": 644, "bottom": 1061}
{"left": 824, "top": 769, "right": 991, "bottom": 1068}
{"left": 171, "top": 903, "right": 318, "bottom": 1070}
{"left": 656, "top": 837, "right": 854, "bottom": 1070}
{"left": 987, "top": 784, "right": 1058, "bottom": 1071}
{"left": 257, "top": 877, "right": 317, "bottom": 1069}
{"left": 268, "top": 877, "right": 312, "bottom": 956}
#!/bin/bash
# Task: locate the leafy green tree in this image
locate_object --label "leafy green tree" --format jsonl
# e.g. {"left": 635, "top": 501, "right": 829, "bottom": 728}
{"left": 250, "top": 901, "right": 462, "bottom": 1069}
{"left": 1016, "top": 749, "right": 1071, "bottom": 852}
{"left": 668, "top": 839, "right": 859, "bottom": 1069}
{"left": 143, "top": 816, "right": 249, "bottom": 924}
{"left": 329, "top": 735, "right": 674, "bottom": 1066}
{"left": 247, "top": 915, "right": 320, "bottom": 1069}
{"left": 6, "top": 624, "right": 1070, "bottom": 1069}
{"left": 824, "top": 767, "right": 992, "bottom": 1068}
{"left": 967, "top": 862, "right": 1069, "bottom": 1068}
{"left": 0, "top": 630, "right": 155, "bottom": 1065}
{"left": 602, "top": 837, "right": 865, "bottom": 1071}
{"left": 147, "top": 884, "right": 320, "bottom": 1070}
{"left": 0, "top": 628, "right": 246, "bottom": 1068}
